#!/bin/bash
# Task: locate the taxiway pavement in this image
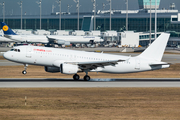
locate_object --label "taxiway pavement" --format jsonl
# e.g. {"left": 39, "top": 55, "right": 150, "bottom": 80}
{"left": 0, "top": 78, "right": 180, "bottom": 88}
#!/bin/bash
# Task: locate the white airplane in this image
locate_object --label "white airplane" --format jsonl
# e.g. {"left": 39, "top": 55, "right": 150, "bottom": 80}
{"left": 1, "top": 22, "right": 103, "bottom": 45}
{"left": 3, "top": 33, "right": 170, "bottom": 81}
{"left": 0, "top": 35, "right": 14, "bottom": 42}
{"left": 0, "top": 30, "right": 14, "bottom": 42}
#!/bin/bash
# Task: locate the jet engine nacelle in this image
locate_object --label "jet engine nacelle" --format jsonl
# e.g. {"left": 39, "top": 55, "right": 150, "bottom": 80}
{"left": 60, "top": 64, "right": 78, "bottom": 74}
{"left": 56, "top": 40, "right": 70, "bottom": 45}
{"left": 44, "top": 66, "right": 60, "bottom": 73}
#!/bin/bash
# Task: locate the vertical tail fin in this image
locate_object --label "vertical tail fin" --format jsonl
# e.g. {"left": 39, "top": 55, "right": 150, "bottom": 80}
{"left": 1, "top": 22, "right": 17, "bottom": 35}
{"left": 138, "top": 33, "right": 170, "bottom": 61}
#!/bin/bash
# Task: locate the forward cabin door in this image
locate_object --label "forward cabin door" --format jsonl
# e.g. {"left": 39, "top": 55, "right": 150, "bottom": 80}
{"left": 26, "top": 47, "right": 32, "bottom": 58}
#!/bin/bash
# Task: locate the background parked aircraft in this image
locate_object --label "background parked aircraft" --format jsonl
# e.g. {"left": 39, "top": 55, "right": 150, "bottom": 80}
{"left": 1, "top": 22, "right": 103, "bottom": 46}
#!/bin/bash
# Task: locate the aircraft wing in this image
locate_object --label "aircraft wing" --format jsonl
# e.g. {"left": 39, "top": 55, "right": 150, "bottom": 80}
{"left": 47, "top": 36, "right": 64, "bottom": 41}
{"left": 4, "top": 35, "right": 11, "bottom": 39}
{"left": 46, "top": 36, "right": 70, "bottom": 45}
{"left": 65, "top": 59, "right": 125, "bottom": 70}
{"left": 46, "top": 36, "right": 56, "bottom": 42}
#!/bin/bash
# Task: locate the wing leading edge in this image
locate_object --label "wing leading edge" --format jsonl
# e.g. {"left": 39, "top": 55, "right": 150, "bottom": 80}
{"left": 53, "top": 59, "right": 126, "bottom": 71}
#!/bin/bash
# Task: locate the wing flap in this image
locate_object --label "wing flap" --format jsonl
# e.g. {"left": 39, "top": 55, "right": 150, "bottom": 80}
{"left": 68, "top": 59, "right": 125, "bottom": 70}
{"left": 53, "top": 59, "right": 126, "bottom": 70}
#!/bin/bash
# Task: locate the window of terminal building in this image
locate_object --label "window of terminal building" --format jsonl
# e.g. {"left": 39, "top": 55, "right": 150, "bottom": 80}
{"left": 172, "top": 18, "right": 178, "bottom": 21}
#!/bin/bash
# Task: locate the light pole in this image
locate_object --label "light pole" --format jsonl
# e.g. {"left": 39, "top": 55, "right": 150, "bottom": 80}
{"left": 102, "top": 3, "right": 106, "bottom": 31}
{"left": 56, "top": 0, "right": 61, "bottom": 30}
{"left": 67, "top": 4, "right": 72, "bottom": 14}
{"left": 92, "top": 0, "right": 96, "bottom": 31}
{"left": 155, "top": 0, "right": 157, "bottom": 40}
{"left": 0, "top": 2, "right": 5, "bottom": 22}
{"left": 107, "top": 0, "right": 111, "bottom": 31}
{"left": 102, "top": 3, "right": 106, "bottom": 11}
{"left": 73, "top": 0, "right": 80, "bottom": 30}
{"left": 36, "top": 0, "right": 42, "bottom": 30}
{"left": 52, "top": 4, "right": 56, "bottom": 13}
{"left": 126, "top": 0, "right": 128, "bottom": 31}
{"left": 18, "top": 1, "right": 23, "bottom": 29}
{"left": 149, "top": 0, "right": 152, "bottom": 44}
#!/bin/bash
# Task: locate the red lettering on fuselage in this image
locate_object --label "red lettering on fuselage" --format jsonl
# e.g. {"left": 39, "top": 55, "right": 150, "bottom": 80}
{"left": 33, "top": 49, "right": 52, "bottom": 52}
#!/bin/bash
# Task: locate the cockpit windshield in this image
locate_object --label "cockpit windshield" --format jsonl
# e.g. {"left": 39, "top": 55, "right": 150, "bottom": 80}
{"left": 10, "top": 49, "right": 20, "bottom": 52}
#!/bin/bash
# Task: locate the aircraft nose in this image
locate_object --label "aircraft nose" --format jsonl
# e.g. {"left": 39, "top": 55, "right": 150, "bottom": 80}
{"left": 3, "top": 52, "right": 11, "bottom": 60}
{"left": 3, "top": 52, "right": 7, "bottom": 59}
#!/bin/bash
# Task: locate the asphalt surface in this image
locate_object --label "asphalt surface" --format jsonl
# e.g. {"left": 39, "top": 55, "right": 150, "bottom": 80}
{"left": 0, "top": 60, "right": 22, "bottom": 66}
{"left": 0, "top": 78, "right": 180, "bottom": 88}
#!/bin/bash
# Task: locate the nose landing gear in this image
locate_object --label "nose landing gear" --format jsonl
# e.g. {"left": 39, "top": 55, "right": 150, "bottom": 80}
{"left": 22, "top": 64, "right": 28, "bottom": 75}
{"left": 22, "top": 70, "right": 27, "bottom": 74}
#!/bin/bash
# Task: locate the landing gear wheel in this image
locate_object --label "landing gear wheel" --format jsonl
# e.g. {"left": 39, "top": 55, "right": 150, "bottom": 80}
{"left": 73, "top": 74, "right": 80, "bottom": 80}
{"left": 84, "top": 75, "right": 90, "bottom": 81}
{"left": 22, "top": 64, "right": 28, "bottom": 75}
{"left": 22, "top": 70, "right": 27, "bottom": 75}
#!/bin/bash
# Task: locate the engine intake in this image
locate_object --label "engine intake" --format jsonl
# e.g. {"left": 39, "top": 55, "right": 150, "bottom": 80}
{"left": 56, "top": 40, "right": 70, "bottom": 45}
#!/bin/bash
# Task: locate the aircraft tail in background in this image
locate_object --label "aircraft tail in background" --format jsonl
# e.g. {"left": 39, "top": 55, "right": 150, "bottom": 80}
{"left": 0, "top": 22, "right": 17, "bottom": 35}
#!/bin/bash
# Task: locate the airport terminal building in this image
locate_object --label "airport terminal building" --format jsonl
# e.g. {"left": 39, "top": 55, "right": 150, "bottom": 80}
{"left": 0, "top": 0, "right": 180, "bottom": 45}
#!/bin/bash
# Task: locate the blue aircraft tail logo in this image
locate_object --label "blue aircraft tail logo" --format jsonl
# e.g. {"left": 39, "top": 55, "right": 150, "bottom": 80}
{"left": 1, "top": 22, "right": 17, "bottom": 35}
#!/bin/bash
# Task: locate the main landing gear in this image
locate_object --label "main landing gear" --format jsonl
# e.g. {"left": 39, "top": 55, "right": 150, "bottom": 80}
{"left": 73, "top": 73, "right": 91, "bottom": 81}
{"left": 22, "top": 64, "right": 28, "bottom": 75}
{"left": 84, "top": 75, "right": 90, "bottom": 81}
{"left": 73, "top": 74, "right": 80, "bottom": 80}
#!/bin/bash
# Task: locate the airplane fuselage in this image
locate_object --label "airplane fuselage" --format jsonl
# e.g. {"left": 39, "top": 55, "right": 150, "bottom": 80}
{"left": 3, "top": 46, "right": 169, "bottom": 74}
{"left": 4, "top": 35, "right": 103, "bottom": 44}
{"left": 0, "top": 36, "right": 14, "bottom": 42}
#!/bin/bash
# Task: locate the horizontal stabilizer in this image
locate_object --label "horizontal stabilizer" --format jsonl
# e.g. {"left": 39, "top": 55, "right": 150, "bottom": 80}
{"left": 149, "top": 62, "right": 169, "bottom": 66}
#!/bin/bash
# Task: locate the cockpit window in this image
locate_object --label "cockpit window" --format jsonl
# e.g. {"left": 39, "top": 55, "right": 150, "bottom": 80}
{"left": 10, "top": 49, "right": 20, "bottom": 52}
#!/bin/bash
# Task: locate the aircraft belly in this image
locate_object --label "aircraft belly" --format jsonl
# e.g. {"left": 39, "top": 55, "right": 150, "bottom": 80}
{"left": 100, "top": 59, "right": 151, "bottom": 74}
{"left": 101, "top": 64, "right": 135, "bottom": 73}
